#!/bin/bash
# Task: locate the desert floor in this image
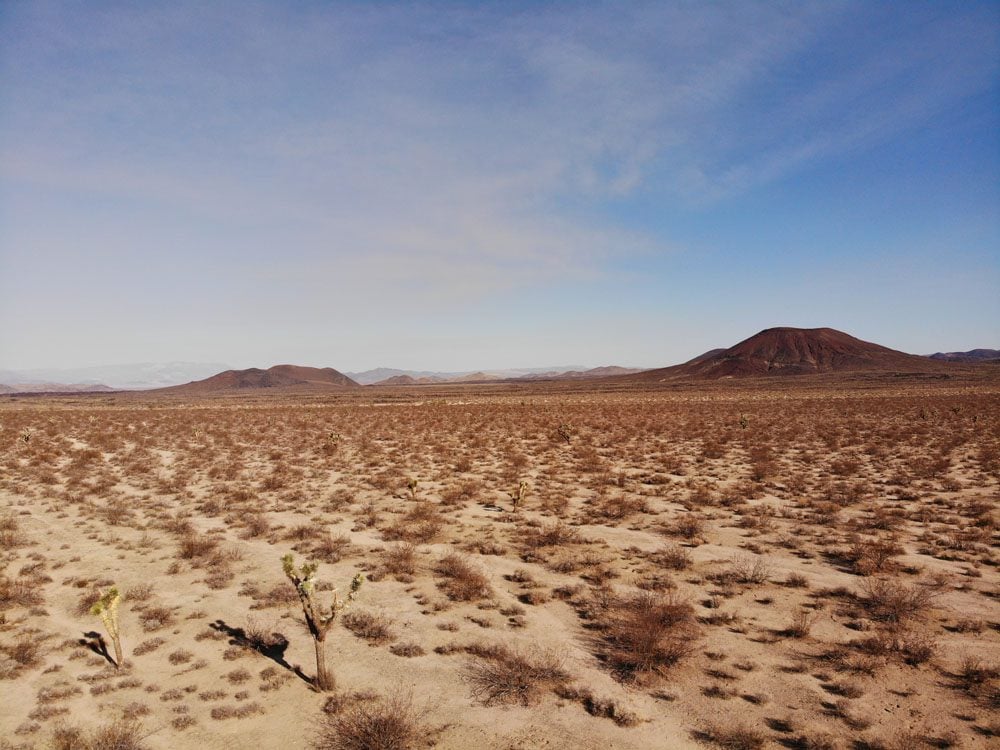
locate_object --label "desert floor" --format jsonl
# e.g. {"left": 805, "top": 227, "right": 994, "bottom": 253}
{"left": 1, "top": 379, "right": 998, "bottom": 749}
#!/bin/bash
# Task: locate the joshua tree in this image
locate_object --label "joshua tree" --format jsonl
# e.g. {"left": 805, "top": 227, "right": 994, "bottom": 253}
{"left": 512, "top": 480, "right": 529, "bottom": 511}
{"left": 282, "top": 554, "right": 363, "bottom": 691}
{"left": 90, "top": 587, "right": 124, "bottom": 669}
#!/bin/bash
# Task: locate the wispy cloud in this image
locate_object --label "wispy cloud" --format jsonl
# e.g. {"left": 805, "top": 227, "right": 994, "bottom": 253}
{"left": 1, "top": 1, "right": 996, "bottom": 367}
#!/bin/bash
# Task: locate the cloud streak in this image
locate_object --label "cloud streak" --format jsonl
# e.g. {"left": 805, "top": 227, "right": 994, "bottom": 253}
{"left": 1, "top": 1, "right": 997, "bottom": 368}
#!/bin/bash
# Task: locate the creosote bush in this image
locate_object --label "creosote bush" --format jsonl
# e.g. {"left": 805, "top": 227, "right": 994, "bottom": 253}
{"left": 464, "top": 644, "right": 569, "bottom": 706}
{"left": 588, "top": 590, "right": 699, "bottom": 683}
{"left": 313, "top": 692, "right": 429, "bottom": 750}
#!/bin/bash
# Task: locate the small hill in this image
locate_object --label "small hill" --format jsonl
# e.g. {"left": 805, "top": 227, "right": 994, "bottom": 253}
{"left": 159, "top": 365, "right": 359, "bottom": 393}
{"left": 634, "top": 327, "right": 959, "bottom": 381}
{"left": 929, "top": 349, "right": 1000, "bottom": 363}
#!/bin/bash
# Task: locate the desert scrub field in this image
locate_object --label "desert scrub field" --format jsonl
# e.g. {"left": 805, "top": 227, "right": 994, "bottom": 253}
{"left": 0, "top": 381, "right": 998, "bottom": 749}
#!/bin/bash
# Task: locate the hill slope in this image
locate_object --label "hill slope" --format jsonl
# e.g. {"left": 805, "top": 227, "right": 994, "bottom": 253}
{"left": 635, "top": 327, "right": 959, "bottom": 381}
{"left": 159, "top": 365, "right": 359, "bottom": 393}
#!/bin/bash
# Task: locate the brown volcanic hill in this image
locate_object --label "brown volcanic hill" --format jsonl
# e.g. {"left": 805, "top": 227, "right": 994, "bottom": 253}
{"left": 372, "top": 374, "right": 420, "bottom": 386}
{"left": 634, "top": 327, "right": 961, "bottom": 381}
{"left": 160, "top": 364, "right": 359, "bottom": 393}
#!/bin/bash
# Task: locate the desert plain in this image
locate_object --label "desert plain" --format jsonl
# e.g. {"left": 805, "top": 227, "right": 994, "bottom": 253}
{"left": 1, "top": 376, "right": 998, "bottom": 749}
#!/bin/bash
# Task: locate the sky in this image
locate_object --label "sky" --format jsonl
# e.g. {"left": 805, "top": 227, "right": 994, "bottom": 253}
{"left": 1, "top": 0, "right": 998, "bottom": 372}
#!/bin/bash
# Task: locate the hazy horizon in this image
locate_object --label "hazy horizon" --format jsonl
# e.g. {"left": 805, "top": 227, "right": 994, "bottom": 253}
{"left": 2, "top": 1, "right": 998, "bottom": 372}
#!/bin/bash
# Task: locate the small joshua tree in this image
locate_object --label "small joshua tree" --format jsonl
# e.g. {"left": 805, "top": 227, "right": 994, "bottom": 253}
{"left": 282, "top": 554, "right": 363, "bottom": 691}
{"left": 512, "top": 480, "right": 529, "bottom": 511}
{"left": 90, "top": 587, "right": 124, "bottom": 669}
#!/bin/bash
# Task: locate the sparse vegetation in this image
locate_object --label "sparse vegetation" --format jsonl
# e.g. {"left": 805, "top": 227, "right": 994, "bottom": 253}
{"left": 0, "top": 379, "right": 996, "bottom": 747}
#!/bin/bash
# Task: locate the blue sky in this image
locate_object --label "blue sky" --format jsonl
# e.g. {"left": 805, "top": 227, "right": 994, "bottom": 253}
{"left": 1, "top": 0, "right": 997, "bottom": 371}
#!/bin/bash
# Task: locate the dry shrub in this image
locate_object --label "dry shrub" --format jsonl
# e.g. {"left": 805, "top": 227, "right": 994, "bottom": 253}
{"left": 728, "top": 554, "right": 772, "bottom": 585}
{"left": 555, "top": 685, "right": 640, "bottom": 726}
{"left": 383, "top": 503, "right": 444, "bottom": 544}
{"left": 697, "top": 723, "right": 767, "bottom": 750}
{"left": 312, "top": 533, "right": 354, "bottom": 563}
{"left": 241, "top": 513, "right": 271, "bottom": 539}
{"left": 6, "top": 635, "right": 41, "bottom": 667}
{"left": 178, "top": 532, "right": 218, "bottom": 560}
{"left": 464, "top": 645, "right": 569, "bottom": 706}
{"left": 847, "top": 537, "right": 903, "bottom": 576}
{"left": 138, "top": 606, "right": 174, "bottom": 632}
{"left": 378, "top": 544, "right": 417, "bottom": 580}
{"left": 389, "top": 643, "right": 425, "bottom": 658}
{"left": 342, "top": 610, "right": 395, "bottom": 645}
{"left": 0, "top": 575, "right": 44, "bottom": 609}
{"left": 521, "top": 522, "right": 582, "bottom": 550}
{"left": 859, "top": 577, "right": 937, "bottom": 625}
{"left": 313, "top": 692, "right": 429, "bottom": 750}
{"left": 588, "top": 590, "right": 699, "bottom": 682}
{"left": 652, "top": 544, "right": 692, "bottom": 570}
{"left": 51, "top": 718, "right": 147, "bottom": 750}
{"left": 783, "top": 610, "right": 818, "bottom": 638}
{"left": 210, "top": 703, "right": 264, "bottom": 720}
{"left": 434, "top": 553, "right": 492, "bottom": 602}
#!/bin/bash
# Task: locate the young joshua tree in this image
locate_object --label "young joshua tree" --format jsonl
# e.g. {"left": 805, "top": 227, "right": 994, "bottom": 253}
{"left": 91, "top": 587, "right": 124, "bottom": 669}
{"left": 512, "top": 480, "right": 529, "bottom": 511}
{"left": 281, "top": 553, "right": 364, "bottom": 691}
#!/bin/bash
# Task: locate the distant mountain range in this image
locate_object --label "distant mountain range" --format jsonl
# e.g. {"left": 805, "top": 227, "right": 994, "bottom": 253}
{"left": 367, "top": 365, "right": 644, "bottom": 385}
{"left": 0, "top": 382, "right": 115, "bottom": 394}
{"left": 4, "top": 334, "right": 996, "bottom": 395}
{"left": 0, "top": 362, "right": 231, "bottom": 390}
{"left": 345, "top": 366, "right": 590, "bottom": 385}
{"left": 928, "top": 349, "right": 1000, "bottom": 363}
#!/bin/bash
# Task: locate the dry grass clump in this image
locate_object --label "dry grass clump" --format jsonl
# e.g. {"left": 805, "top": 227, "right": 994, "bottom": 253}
{"left": 586, "top": 589, "right": 699, "bottom": 683}
{"left": 555, "top": 685, "right": 640, "bottom": 726}
{"left": 696, "top": 722, "right": 767, "bottom": 750}
{"left": 464, "top": 644, "right": 569, "bottom": 706}
{"left": 313, "top": 692, "right": 430, "bottom": 750}
{"left": 434, "top": 553, "right": 493, "bottom": 602}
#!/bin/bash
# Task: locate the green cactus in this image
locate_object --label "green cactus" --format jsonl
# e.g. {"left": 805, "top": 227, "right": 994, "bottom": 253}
{"left": 281, "top": 553, "right": 363, "bottom": 691}
{"left": 90, "top": 587, "right": 124, "bottom": 669}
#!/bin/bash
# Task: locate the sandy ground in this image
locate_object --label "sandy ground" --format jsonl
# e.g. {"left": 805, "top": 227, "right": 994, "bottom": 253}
{"left": 0, "top": 380, "right": 997, "bottom": 749}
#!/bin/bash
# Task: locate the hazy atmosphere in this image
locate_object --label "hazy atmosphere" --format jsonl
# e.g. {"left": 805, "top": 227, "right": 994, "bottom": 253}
{"left": 2, "top": 1, "right": 998, "bottom": 371}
